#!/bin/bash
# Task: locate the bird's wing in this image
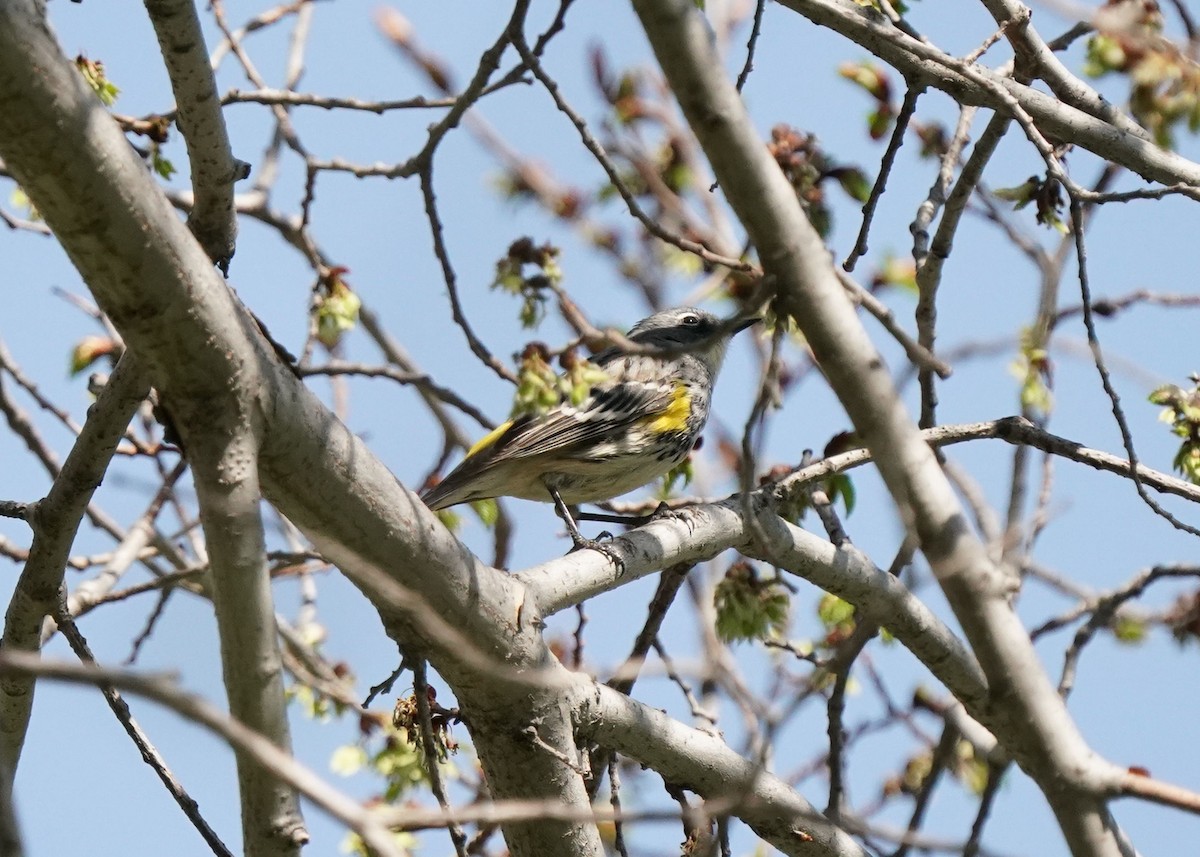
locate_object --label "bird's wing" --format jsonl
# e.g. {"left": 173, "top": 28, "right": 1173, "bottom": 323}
{"left": 420, "top": 360, "right": 678, "bottom": 509}
{"left": 490, "top": 374, "right": 678, "bottom": 462}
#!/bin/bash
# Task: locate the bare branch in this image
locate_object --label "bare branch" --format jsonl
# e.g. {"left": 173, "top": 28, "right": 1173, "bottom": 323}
{"left": 54, "top": 596, "right": 233, "bottom": 857}
{"left": 0, "top": 653, "right": 408, "bottom": 857}
{"left": 187, "top": 420, "right": 307, "bottom": 852}
{"left": 770, "top": 417, "right": 1200, "bottom": 507}
{"left": 0, "top": 351, "right": 150, "bottom": 774}
{"left": 779, "top": 0, "right": 1200, "bottom": 188}
{"left": 584, "top": 683, "right": 868, "bottom": 857}
{"left": 145, "top": 0, "right": 247, "bottom": 270}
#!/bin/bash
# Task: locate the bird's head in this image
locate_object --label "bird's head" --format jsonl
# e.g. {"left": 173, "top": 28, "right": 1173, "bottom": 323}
{"left": 627, "top": 306, "right": 757, "bottom": 374}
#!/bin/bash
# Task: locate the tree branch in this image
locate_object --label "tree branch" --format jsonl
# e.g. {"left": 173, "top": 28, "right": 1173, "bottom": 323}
{"left": 627, "top": 1, "right": 1142, "bottom": 853}
{"left": 779, "top": 0, "right": 1200, "bottom": 189}
{"left": 187, "top": 420, "right": 306, "bottom": 854}
{"left": 582, "top": 682, "right": 868, "bottom": 857}
{"left": 144, "top": 0, "right": 247, "bottom": 271}
{"left": 0, "top": 351, "right": 149, "bottom": 774}
{"left": 0, "top": 653, "right": 406, "bottom": 857}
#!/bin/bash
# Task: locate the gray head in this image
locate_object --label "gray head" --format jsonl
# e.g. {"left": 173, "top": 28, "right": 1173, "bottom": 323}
{"left": 626, "top": 306, "right": 756, "bottom": 374}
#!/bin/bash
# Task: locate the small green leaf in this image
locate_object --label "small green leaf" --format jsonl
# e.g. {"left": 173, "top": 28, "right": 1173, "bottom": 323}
{"left": 1084, "top": 34, "right": 1127, "bottom": 77}
{"left": 329, "top": 744, "right": 368, "bottom": 777}
{"left": 831, "top": 167, "right": 872, "bottom": 203}
{"left": 490, "top": 238, "right": 560, "bottom": 329}
{"left": 1149, "top": 384, "right": 1180, "bottom": 406}
{"left": 75, "top": 55, "right": 120, "bottom": 106}
{"left": 817, "top": 592, "right": 855, "bottom": 627}
{"left": 470, "top": 498, "right": 499, "bottom": 528}
{"left": 660, "top": 457, "right": 694, "bottom": 497}
{"left": 957, "top": 740, "right": 991, "bottom": 795}
{"left": 1112, "top": 614, "right": 1146, "bottom": 644}
{"left": 512, "top": 343, "right": 561, "bottom": 418}
{"left": 69, "top": 336, "right": 118, "bottom": 376}
{"left": 9, "top": 187, "right": 39, "bottom": 221}
{"left": 314, "top": 269, "right": 361, "bottom": 349}
{"left": 714, "top": 562, "right": 790, "bottom": 643}
{"left": 151, "top": 145, "right": 176, "bottom": 180}
{"left": 826, "top": 474, "right": 856, "bottom": 516}
{"left": 993, "top": 177, "right": 1039, "bottom": 206}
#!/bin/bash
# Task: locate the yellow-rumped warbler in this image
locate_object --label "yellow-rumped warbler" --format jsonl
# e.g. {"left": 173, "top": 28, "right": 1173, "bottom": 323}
{"left": 421, "top": 307, "right": 757, "bottom": 546}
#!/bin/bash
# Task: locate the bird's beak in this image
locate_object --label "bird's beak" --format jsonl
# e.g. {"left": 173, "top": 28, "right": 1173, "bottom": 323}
{"left": 731, "top": 316, "right": 759, "bottom": 335}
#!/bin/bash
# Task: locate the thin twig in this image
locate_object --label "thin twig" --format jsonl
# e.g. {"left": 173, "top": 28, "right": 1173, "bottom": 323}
{"left": 770, "top": 416, "right": 1200, "bottom": 508}
{"left": 54, "top": 596, "right": 234, "bottom": 857}
{"left": 419, "top": 167, "right": 517, "bottom": 384}
{"left": 1067, "top": 195, "right": 1200, "bottom": 538}
{"left": 298, "top": 360, "right": 494, "bottom": 428}
{"left": 412, "top": 661, "right": 469, "bottom": 857}
{"left": 735, "top": 0, "right": 768, "bottom": 92}
{"left": 843, "top": 84, "right": 923, "bottom": 272}
{"left": 608, "top": 756, "right": 631, "bottom": 857}
{"left": 511, "top": 33, "right": 752, "bottom": 274}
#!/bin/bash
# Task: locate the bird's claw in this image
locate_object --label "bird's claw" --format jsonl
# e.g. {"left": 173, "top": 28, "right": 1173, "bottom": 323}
{"left": 568, "top": 532, "right": 625, "bottom": 574}
{"left": 650, "top": 502, "right": 696, "bottom": 533}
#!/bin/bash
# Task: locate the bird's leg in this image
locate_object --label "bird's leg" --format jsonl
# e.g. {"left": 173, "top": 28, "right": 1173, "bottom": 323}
{"left": 545, "top": 483, "right": 608, "bottom": 545}
{"left": 545, "top": 482, "right": 624, "bottom": 572}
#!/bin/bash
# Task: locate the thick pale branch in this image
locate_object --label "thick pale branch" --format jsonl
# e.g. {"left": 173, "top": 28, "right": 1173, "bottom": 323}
{"left": 979, "top": 0, "right": 1150, "bottom": 141}
{"left": 189, "top": 427, "right": 306, "bottom": 856}
{"left": 582, "top": 683, "right": 867, "bottom": 857}
{"left": 517, "top": 499, "right": 988, "bottom": 711}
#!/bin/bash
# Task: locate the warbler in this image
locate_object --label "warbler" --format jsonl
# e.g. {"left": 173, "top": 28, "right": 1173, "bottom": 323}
{"left": 421, "top": 307, "right": 757, "bottom": 547}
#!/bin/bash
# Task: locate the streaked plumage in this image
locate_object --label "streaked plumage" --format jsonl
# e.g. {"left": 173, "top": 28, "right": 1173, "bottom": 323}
{"left": 421, "top": 307, "right": 754, "bottom": 513}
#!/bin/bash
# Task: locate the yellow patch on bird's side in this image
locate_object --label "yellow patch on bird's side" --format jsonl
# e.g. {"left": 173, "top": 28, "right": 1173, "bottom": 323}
{"left": 644, "top": 384, "right": 691, "bottom": 435}
{"left": 466, "top": 420, "right": 513, "bottom": 458}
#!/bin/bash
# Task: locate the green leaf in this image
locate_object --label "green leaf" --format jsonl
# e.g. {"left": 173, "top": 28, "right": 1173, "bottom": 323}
{"left": 826, "top": 474, "right": 856, "bottom": 515}
{"left": 957, "top": 741, "right": 991, "bottom": 795}
{"left": 9, "top": 187, "right": 39, "bottom": 221}
{"left": 1149, "top": 384, "right": 1181, "bottom": 406}
{"left": 714, "top": 563, "right": 791, "bottom": 643}
{"left": 1112, "top": 614, "right": 1146, "bottom": 644}
{"left": 873, "top": 255, "right": 918, "bottom": 295}
{"left": 660, "top": 457, "right": 694, "bottom": 497}
{"left": 490, "top": 238, "right": 560, "bottom": 328}
{"left": 993, "top": 177, "right": 1039, "bottom": 206}
{"left": 832, "top": 167, "right": 872, "bottom": 203}
{"left": 329, "top": 744, "right": 368, "bottom": 777}
{"left": 151, "top": 146, "right": 176, "bottom": 180}
{"left": 69, "top": 336, "right": 118, "bottom": 376}
{"left": 817, "top": 592, "right": 855, "bottom": 628}
{"left": 314, "top": 272, "right": 362, "bottom": 349}
{"left": 75, "top": 55, "right": 120, "bottom": 106}
{"left": 1084, "top": 34, "right": 1126, "bottom": 77}
{"left": 470, "top": 498, "right": 499, "bottom": 528}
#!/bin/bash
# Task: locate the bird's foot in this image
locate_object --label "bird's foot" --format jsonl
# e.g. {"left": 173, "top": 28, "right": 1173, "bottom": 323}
{"left": 650, "top": 501, "right": 696, "bottom": 532}
{"left": 567, "top": 530, "right": 625, "bottom": 574}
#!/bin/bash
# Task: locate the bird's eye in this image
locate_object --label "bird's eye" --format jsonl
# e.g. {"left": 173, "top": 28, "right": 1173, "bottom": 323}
{"left": 682, "top": 314, "right": 700, "bottom": 326}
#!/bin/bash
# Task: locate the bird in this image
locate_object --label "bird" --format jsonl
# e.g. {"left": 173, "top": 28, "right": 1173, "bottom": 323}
{"left": 420, "top": 306, "right": 757, "bottom": 549}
